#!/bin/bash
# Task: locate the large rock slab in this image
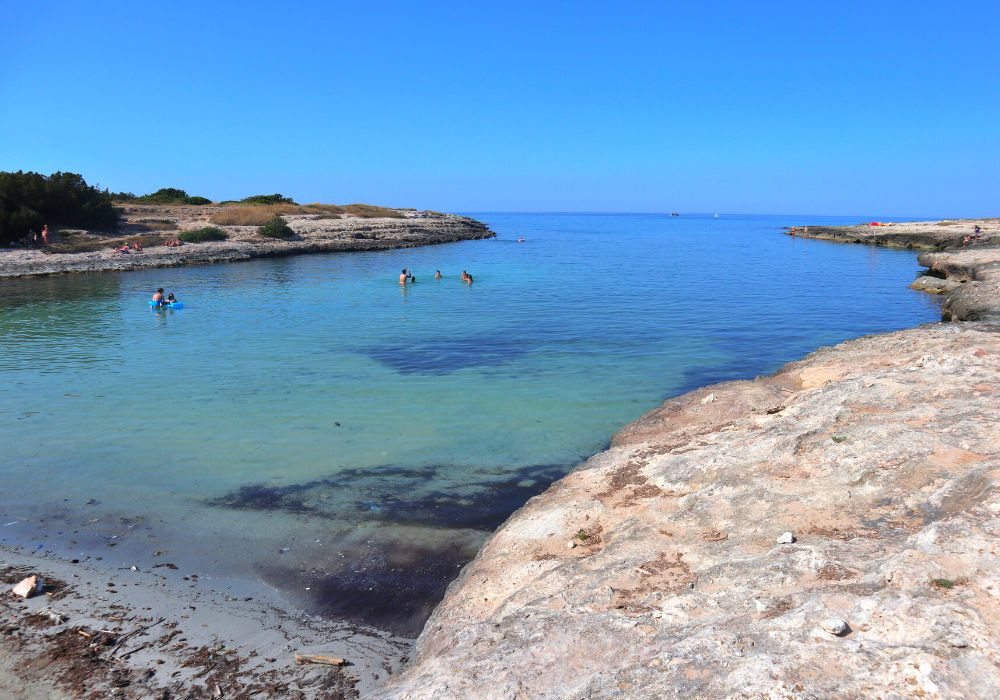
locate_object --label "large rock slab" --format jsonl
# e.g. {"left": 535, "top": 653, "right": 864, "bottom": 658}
{"left": 383, "top": 323, "right": 1000, "bottom": 699}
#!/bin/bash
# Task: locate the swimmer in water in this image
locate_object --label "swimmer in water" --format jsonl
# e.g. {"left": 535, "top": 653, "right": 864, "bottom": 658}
{"left": 399, "top": 268, "right": 409, "bottom": 285}
{"left": 517, "top": 236, "right": 525, "bottom": 243}
{"left": 434, "top": 270, "right": 442, "bottom": 279}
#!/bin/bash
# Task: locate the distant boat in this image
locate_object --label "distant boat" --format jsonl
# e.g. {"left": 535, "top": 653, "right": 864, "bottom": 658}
{"left": 669, "top": 212, "right": 680, "bottom": 217}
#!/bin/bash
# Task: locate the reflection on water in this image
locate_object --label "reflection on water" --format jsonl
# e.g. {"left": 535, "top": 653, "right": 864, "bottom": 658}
{"left": 0, "top": 213, "right": 940, "bottom": 633}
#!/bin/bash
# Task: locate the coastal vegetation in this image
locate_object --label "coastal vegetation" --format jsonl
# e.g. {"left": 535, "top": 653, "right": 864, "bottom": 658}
{"left": 0, "top": 170, "right": 118, "bottom": 243}
{"left": 232, "top": 193, "right": 296, "bottom": 206}
{"left": 210, "top": 205, "right": 302, "bottom": 226}
{"left": 258, "top": 216, "right": 295, "bottom": 239}
{"left": 179, "top": 226, "right": 228, "bottom": 243}
{"left": 112, "top": 187, "right": 212, "bottom": 205}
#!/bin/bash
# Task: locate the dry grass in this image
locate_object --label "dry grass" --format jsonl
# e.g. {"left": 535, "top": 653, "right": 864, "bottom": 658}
{"left": 47, "top": 231, "right": 170, "bottom": 253}
{"left": 341, "top": 203, "right": 405, "bottom": 218}
{"left": 209, "top": 205, "right": 301, "bottom": 226}
{"left": 209, "top": 202, "right": 406, "bottom": 225}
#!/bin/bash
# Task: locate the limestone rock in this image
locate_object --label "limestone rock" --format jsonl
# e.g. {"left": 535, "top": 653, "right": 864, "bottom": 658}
{"left": 384, "top": 324, "right": 1000, "bottom": 699}
{"left": 908, "top": 275, "right": 961, "bottom": 294}
{"left": 776, "top": 532, "right": 795, "bottom": 544}
{"left": 12, "top": 575, "right": 43, "bottom": 599}
{"left": 820, "top": 617, "right": 848, "bottom": 636}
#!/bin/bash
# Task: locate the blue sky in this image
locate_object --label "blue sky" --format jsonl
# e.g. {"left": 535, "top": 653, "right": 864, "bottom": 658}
{"left": 1, "top": 1, "right": 997, "bottom": 215}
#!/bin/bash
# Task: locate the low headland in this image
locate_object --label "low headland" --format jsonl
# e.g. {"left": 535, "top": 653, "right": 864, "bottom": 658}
{"left": 3, "top": 216, "right": 998, "bottom": 698}
{"left": 0, "top": 174, "right": 494, "bottom": 279}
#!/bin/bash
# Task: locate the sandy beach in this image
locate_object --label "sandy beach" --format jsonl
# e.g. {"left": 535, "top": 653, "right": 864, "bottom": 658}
{"left": 0, "top": 543, "right": 408, "bottom": 698}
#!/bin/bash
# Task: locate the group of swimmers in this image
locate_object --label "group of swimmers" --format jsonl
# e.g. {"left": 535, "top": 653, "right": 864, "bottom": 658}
{"left": 151, "top": 288, "right": 179, "bottom": 307}
{"left": 400, "top": 268, "right": 474, "bottom": 285}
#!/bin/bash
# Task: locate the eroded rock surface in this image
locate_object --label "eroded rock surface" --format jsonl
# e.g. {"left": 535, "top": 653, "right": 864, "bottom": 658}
{"left": 384, "top": 323, "right": 1000, "bottom": 699}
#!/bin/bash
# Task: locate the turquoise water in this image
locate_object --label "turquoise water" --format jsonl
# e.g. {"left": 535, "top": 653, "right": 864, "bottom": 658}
{"left": 0, "top": 213, "right": 939, "bottom": 634}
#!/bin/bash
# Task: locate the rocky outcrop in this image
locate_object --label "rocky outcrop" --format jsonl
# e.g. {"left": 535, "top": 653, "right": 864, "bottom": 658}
{"left": 0, "top": 210, "right": 494, "bottom": 278}
{"left": 378, "top": 218, "right": 1000, "bottom": 699}
{"left": 916, "top": 247, "right": 1000, "bottom": 323}
{"left": 787, "top": 219, "right": 998, "bottom": 251}
{"left": 790, "top": 219, "right": 1000, "bottom": 323}
{"left": 384, "top": 323, "right": 1000, "bottom": 698}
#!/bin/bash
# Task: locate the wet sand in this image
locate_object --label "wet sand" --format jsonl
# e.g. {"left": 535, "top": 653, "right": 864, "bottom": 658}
{"left": 0, "top": 543, "right": 408, "bottom": 698}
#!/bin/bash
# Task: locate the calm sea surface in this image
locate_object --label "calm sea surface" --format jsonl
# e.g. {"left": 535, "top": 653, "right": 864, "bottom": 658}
{"left": 0, "top": 213, "right": 940, "bottom": 633}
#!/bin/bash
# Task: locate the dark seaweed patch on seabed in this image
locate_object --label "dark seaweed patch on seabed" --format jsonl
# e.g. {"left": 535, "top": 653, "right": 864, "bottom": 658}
{"left": 261, "top": 539, "right": 478, "bottom": 637}
{"left": 362, "top": 335, "right": 531, "bottom": 374}
{"left": 206, "top": 462, "right": 573, "bottom": 531}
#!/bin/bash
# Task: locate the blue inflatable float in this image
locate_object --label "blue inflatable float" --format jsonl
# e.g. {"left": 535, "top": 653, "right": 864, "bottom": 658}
{"left": 148, "top": 301, "right": 184, "bottom": 310}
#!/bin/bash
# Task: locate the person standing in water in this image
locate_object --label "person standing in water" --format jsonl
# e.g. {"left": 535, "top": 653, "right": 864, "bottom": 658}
{"left": 152, "top": 288, "right": 165, "bottom": 307}
{"left": 399, "top": 268, "right": 409, "bottom": 285}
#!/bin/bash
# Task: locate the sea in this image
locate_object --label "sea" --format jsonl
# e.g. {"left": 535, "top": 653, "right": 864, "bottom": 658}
{"left": 0, "top": 213, "right": 941, "bottom": 635}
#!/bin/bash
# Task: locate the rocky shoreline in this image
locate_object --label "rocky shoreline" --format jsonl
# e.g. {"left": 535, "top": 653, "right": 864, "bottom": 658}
{"left": 3, "top": 218, "right": 998, "bottom": 698}
{"left": 787, "top": 219, "right": 1000, "bottom": 322}
{"left": 0, "top": 204, "right": 494, "bottom": 279}
{"left": 385, "top": 219, "right": 1000, "bottom": 698}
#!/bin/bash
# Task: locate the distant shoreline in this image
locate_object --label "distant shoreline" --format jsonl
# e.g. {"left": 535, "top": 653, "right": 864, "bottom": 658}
{"left": 784, "top": 217, "right": 1000, "bottom": 321}
{"left": 0, "top": 203, "right": 494, "bottom": 279}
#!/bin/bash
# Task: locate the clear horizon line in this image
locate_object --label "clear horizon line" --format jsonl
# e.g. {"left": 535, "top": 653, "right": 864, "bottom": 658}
{"left": 454, "top": 210, "right": 974, "bottom": 220}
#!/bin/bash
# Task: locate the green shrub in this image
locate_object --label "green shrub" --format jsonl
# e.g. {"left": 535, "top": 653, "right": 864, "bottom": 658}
{"left": 258, "top": 216, "right": 294, "bottom": 239}
{"left": 0, "top": 170, "right": 119, "bottom": 244}
{"left": 241, "top": 193, "right": 297, "bottom": 206}
{"left": 138, "top": 187, "right": 188, "bottom": 203}
{"left": 179, "top": 226, "right": 228, "bottom": 243}
{"left": 134, "top": 188, "right": 212, "bottom": 205}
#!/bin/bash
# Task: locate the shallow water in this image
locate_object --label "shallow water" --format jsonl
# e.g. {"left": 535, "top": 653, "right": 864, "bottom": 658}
{"left": 0, "top": 213, "right": 939, "bottom": 634}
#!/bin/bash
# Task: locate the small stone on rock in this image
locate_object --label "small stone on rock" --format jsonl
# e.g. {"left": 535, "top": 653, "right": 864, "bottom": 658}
{"left": 776, "top": 532, "right": 795, "bottom": 544}
{"left": 12, "top": 575, "right": 43, "bottom": 599}
{"left": 567, "top": 541, "right": 577, "bottom": 549}
{"left": 701, "top": 393, "right": 716, "bottom": 404}
{"left": 820, "top": 617, "right": 848, "bottom": 636}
